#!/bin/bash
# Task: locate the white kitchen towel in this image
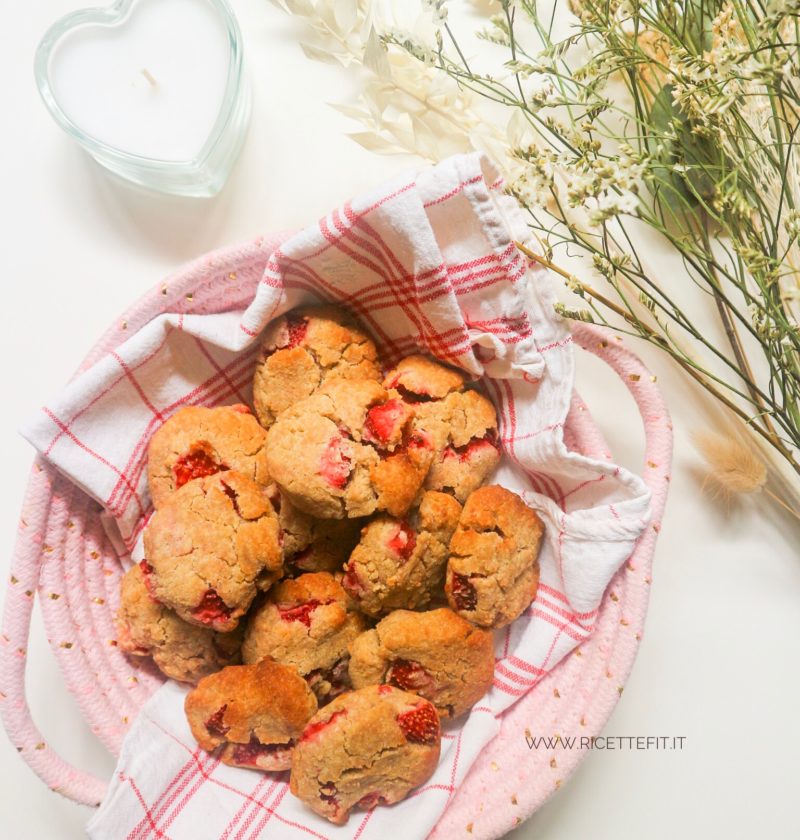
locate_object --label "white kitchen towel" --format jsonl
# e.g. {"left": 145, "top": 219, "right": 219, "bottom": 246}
{"left": 22, "top": 152, "right": 651, "bottom": 839}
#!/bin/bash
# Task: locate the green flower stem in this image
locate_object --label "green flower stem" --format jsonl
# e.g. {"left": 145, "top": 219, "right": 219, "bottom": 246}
{"left": 516, "top": 240, "right": 800, "bottom": 473}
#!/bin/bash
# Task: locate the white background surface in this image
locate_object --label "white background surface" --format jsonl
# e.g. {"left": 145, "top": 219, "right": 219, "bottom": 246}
{"left": 1, "top": 2, "right": 799, "bottom": 838}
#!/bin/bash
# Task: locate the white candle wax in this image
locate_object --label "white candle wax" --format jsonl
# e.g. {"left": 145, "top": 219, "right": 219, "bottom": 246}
{"left": 49, "top": 0, "right": 230, "bottom": 162}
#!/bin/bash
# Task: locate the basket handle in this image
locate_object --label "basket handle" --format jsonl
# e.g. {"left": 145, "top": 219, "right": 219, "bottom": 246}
{"left": 0, "top": 457, "right": 108, "bottom": 806}
{"left": 0, "top": 325, "right": 671, "bottom": 808}
{"left": 570, "top": 322, "right": 673, "bottom": 497}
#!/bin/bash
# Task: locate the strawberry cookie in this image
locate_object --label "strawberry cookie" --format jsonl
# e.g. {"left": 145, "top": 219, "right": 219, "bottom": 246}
{"left": 341, "top": 491, "right": 461, "bottom": 617}
{"left": 278, "top": 494, "right": 362, "bottom": 576}
{"left": 185, "top": 659, "right": 318, "bottom": 771}
{"left": 242, "top": 573, "right": 367, "bottom": 704}
{"left": 115, "top": 563, "right": 242, "bottom": 684}
{"left": 289, "top": 685, "right": 441, "bottom": 824}
{"left": 253, "top": 306, "right": 381, "bottom": 428}
{"left": 348, "top": 608, "right": 495, "bottom": 718}
{"left": 266, "top": 378, "right": 434, "bottom": 519}
{"left": 384, "top": 355, "right": 501, "bottom": 501}
{"left": 143, "top": 471, "right": 282, "bottom": 633}
{"left": 148, "top": 404, "right": 270, "bottom": 509}
{"left": 446, "top": 485, "right": 544, "bottom": 628}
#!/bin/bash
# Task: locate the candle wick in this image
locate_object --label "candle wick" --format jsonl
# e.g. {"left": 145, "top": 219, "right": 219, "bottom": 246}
{"left": 140, "top": 68, "right": 157, "bottom": 87}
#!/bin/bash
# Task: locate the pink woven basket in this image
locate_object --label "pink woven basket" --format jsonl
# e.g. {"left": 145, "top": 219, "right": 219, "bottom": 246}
{"left": 1, "top": 234, "right": 671, "bottom": 838}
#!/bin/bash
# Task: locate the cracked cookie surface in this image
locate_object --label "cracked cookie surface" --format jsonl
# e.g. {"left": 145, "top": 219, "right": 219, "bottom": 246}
{"left": 185, "top": 659, "right": 318, "bottom": 771}
{"left": 348, "top": 608, "right": 495, "bottom": 718}
{"left": 446, "top": 485, "right": 544, "bottom": 628}
{"left": 341, "top": 491, "right": 461, "bottom": 617}
{"left": 148, "top": 404, "right": 270, "bottom": 509}
{"left": 266, "top": 378, "right": 434, "bottom": 519}
{"left": 253, "top": 306, "right": 381, "bottom": 428}
{"left": 383, "top": 355, "right": 501, "bottom": 501}
{"left": 143, "top": 471, "right": 282, "bottom": 632}
{"left": 242, "top": 573, "right": 367, "bottom": 704}
{"left": 289, "top": 685, "right": 441, "bottom": 824}
{"left": 115, "top": 563, "right": 242, "bottom": 684}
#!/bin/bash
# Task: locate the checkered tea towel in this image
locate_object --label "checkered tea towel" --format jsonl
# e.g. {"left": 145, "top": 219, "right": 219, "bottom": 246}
{"left": 22, "top": 152, "right": 651, "bottom": 839}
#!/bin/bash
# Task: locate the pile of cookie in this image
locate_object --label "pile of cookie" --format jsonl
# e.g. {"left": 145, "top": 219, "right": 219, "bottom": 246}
{"left": 115, "top": 306, "right": 544, "bottom": 824}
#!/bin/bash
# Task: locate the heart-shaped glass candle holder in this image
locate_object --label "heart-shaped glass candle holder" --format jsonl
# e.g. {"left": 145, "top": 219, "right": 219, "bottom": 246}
{"left": 34, "top": 0, "right": 250, "bottom": 198}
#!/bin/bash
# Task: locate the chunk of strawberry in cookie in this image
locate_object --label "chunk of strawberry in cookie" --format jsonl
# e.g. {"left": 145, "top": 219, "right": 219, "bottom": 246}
{"left": 173, "top": 445, "right": 226, "bottom": 488}
{"left": 449, "top": 573, "right": 478, "bottom": 612}
{"left": 231, "top": 734, "right": 294, "bottom": 767}
{"left": 386, "top": 659, "right": 434, "bottom": 693}
{"left": 341, "top": 563, "right": 365, "bottom": 596}
{"left": 276, "top": 599, "right": 333, "bottom": 628}
{"left": 300, "top": 709, "right": 347, "bottom": 743}
{"left": 387, "top": 521, "right": 416, "bottom": 560}
{"left": 363, "top": 399, "right": 409, "bottom": 449}
{"left": 397, "top": 702, "right": 439, "bottom": 745}
{"left": 407, "top": 430, "right": 433, "bottom": 451}
{"left": 191, "top": 589, "right": 233, "bottom": 626}
{"left": 262, "top": 315, "right": 310, "bottom": 359}
{"left": 319, "top": 434, "right": 353, "bottom": 489}
{"left": 444, "top": 431, "right": 500, "bottom": 462}
{"left": 204, "top": 705, "right": 230, "bottom": 739}
{"left": 286, "top": 315, "right": 309, "bottom": 348}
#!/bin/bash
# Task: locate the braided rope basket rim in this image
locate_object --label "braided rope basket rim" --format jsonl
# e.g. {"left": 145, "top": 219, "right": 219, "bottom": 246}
{"left": 1, "top": 234, "right": 672, "bottom": 838}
